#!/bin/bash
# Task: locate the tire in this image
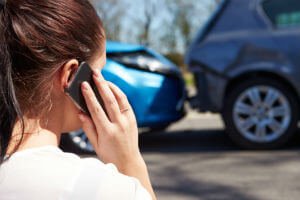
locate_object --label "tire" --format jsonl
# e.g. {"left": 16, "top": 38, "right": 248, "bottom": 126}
{"left": 59, "top": 130, "right": 95, "bottom": 154}
{"left": 222, "top": 77, "right": 299, "bottom": 149}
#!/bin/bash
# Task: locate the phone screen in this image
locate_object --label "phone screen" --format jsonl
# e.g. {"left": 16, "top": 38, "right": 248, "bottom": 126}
{"left": 64, "top": 62, "right": 106, "bottom": 116}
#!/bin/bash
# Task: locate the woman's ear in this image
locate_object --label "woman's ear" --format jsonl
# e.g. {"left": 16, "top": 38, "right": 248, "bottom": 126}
{"left": 59, "top": 59, "right": 79, "bottom": 92}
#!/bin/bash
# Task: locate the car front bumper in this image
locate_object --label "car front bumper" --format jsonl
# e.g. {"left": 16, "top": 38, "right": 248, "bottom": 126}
{"left": 103, "top": 60, "right": 186, "bottom": 128}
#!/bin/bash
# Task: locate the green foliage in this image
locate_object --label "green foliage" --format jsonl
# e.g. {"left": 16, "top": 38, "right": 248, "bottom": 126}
{"left": 183, "top": 72, "right": 195, "bottom": 87}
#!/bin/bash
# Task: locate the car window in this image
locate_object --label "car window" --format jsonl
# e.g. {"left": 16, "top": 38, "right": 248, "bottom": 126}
{"left": 262, "top": 0, "right": 300, "bottom": 28}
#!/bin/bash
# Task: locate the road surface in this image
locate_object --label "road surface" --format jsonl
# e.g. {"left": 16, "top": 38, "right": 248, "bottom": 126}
{"left": 139, "top": 111, "right": 300, "bottom": 200}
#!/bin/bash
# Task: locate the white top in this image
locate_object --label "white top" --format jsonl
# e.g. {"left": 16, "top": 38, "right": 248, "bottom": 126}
{"left": 0, "top": 145, "right": 152, "bottom": 200}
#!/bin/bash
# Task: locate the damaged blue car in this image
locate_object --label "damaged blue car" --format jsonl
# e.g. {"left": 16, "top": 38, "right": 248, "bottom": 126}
{"left": 61, "top": 41, "right": 186, "bottom": 153}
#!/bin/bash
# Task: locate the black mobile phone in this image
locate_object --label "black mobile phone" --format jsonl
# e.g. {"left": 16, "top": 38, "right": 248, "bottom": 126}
{"left": 64, "top": 62, "right": 105, "bottom": 116}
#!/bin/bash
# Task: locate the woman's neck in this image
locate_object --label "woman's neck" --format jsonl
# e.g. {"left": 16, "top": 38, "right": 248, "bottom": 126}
{"left": 6, "top": 116, "right": 62, "bottom": 155}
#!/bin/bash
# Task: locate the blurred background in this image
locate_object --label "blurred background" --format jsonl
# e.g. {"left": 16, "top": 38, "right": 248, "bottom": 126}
{"left": 94, "top": 0, "right": 220, "bottom": 68}
{"left": 60, "top": 0, "right": 300, "bottom": 199}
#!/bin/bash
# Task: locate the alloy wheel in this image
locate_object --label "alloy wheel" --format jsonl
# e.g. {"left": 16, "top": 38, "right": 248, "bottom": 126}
{"left": 233, "top": 86, "right": 291, "bottom": 143}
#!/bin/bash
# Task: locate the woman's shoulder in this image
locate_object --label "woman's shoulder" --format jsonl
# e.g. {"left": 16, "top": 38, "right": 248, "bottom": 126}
{"left": 1, "top": 145, "right": 116, "bottom": 178}
{"left": 0, "top": 146, "right": 107, "bottom": 199}
{"left": 0, "top": 146, "right": 84, "bottom": 183}
{"left": 2, "top": 145, "right": 83, "bottom": 169}
{"left": 0, "top": 146, "right": 83, "bottom": 199}
{"left": 0, "top": 145, "right": 151, "bottom": 200}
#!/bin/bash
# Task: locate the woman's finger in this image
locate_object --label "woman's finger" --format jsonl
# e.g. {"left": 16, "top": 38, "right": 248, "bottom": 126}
{"left": 81, "top": 81, "right": 110, "bottom": 130}
{"left": 107, "top": 82, "right": 135, "bottom": 119}
{"left": 92, "top": 72, "right": 121, "bottom": 122}
{"left": 78, "top": 113, "right": 98, "bottom": 148}
{"left": 107, "top": 82, "right": 130, "bottom": 111}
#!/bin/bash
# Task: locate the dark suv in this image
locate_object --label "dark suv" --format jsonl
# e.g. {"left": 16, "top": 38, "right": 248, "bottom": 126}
{"left": 186, "top": 0, "right": 300, "bottom": 149}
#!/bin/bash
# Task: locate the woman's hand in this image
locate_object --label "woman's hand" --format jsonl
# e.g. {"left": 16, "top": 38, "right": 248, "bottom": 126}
{"left": 78, "top": 70, "right": 157, "bottom": 200}
{"left": 78, "top": 70, "right": 141, "bottom": 169}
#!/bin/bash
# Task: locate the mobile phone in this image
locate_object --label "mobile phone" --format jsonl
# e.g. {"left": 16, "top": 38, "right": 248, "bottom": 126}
{"left": 64, "top": 62, "right": 106, "bottom": 116}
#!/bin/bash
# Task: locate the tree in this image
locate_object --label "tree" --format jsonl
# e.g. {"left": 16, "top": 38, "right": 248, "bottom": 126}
{"left": 92, "top": 0, "right": 220, "bottom": 55}
{"left": 94, "top": 0, "right": 126, "bottom": 40}
{"left": 128, "top": 0, "right": 159, "bottom": 46}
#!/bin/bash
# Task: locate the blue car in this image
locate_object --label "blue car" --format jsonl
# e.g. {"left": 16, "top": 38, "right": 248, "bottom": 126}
{"left": 61, "top": 41, "right": 186, "bottom": 153}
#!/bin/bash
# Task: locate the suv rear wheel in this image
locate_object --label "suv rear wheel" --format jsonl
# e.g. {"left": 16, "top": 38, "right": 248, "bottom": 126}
{"left": 222, "top": 77, "right": 299, "bottom": 149}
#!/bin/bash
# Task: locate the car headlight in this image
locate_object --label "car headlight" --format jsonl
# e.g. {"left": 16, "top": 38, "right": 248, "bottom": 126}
{"left": 108, "top": 51, "right": 181, "bottom": 77}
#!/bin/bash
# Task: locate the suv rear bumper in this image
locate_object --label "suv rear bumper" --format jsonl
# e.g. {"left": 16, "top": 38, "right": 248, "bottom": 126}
{"left": 191, "top": 71, "right": 227, "bottom": 112}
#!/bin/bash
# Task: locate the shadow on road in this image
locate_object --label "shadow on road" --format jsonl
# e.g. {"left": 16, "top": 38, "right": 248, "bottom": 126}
{"left": 139, "top": 129, "right": 300, "bottom": 153}
{"left": 140, "top": 129, "right": 300, "bottom": 200}
{"left": 140, "top": 129, "right": 236, "bottom": 153}
{"left": 151, "top": 164, "right": 261, "bottom": 200}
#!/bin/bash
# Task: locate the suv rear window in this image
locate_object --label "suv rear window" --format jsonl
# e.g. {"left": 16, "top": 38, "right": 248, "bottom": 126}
{"left": 262, "top": 0, "right": 300, "bottom": 28}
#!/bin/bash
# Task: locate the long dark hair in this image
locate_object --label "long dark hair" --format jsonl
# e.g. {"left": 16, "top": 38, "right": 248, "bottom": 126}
{"left": 0, "top": 0, "right": 105, "bottom": 164}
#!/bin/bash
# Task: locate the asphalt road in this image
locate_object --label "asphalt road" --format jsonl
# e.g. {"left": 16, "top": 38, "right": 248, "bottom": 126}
{"left": 139, "top": 111, "right": 300, "bottom": 200}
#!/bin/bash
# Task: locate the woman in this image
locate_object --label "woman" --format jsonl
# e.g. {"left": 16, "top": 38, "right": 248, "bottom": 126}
{"left": 0, "top": 0, "right": 156, "bottom": 199}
